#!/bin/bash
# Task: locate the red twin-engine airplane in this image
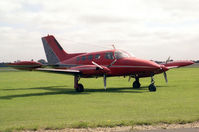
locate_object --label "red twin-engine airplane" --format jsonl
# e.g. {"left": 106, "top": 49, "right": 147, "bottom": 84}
{"left": 9, "top": 35, "right": 194, "bottom": 92}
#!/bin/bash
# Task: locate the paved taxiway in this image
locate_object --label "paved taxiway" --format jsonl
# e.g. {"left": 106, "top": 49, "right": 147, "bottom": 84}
{"left": 137, "top": 128, "right": 199, "bottom": 132}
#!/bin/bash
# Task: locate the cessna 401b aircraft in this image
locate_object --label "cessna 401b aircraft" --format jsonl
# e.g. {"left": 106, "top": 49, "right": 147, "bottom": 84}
{"left": 9, "top": 35, "right": 194, "bottom": 92}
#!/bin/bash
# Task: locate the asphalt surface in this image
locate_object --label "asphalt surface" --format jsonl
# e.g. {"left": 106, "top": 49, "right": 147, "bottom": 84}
{"left": 136, "top": 128, "right": 199, "bottom": 132}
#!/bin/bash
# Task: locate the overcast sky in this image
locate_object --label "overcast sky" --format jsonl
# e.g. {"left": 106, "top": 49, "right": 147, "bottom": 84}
{"left": 0, "top": 0, "right": 199, "bottom": 62}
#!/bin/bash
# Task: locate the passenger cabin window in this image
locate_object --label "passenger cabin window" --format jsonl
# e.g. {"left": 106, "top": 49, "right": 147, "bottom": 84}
{"left": 82, "top": 56, "right": 86, "bottom": 61}
{"left": 105, "top": 52, "right": 114, "bottom": 59}
{"left": 95, "top": 54, "right": 100, "bottom": 59}
{"left": 88, "top": 55, "right": 93, "bottom": 60}
{"left": 76, "top": 57, "right": 80, "bottom": 61}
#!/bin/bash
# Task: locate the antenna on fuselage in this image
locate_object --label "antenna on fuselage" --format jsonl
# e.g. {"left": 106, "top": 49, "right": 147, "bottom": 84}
{"left": 112, "top": 44, "right": 116, "bottom": 49}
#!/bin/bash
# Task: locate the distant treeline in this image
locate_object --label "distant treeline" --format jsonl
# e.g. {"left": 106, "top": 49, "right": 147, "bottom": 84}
{"left": 0, "top": 63, "right": 8, "bottom": 67}
{"left": 154, "top": 60, "right": 199, "bottom": 64}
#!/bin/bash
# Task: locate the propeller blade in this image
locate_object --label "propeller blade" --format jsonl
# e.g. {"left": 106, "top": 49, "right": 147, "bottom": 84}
{"left": 166, "top": 56, "right": 170, "bottom": 64}
{"left": 128, "top": 76, "right": 131, "bottom": 82}
{"left": 163, "top": 71, "right": 168, "bottom": 83}
{"left": 108, "top": 59, "right": 117, "bottom": 67}
{"left": 92, "top": 61, "right": 103, "bottom": 69}
{"left": 103, "top": 74, "right": 107, "bottom": 90}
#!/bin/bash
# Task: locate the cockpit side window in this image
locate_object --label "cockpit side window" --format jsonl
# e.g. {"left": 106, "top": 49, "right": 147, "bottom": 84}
{"left": 95, "top": 54, "right": 100, "bottom": 59}
{"left": 115, "top": 51, "right": 129, "bottom": 59}
{"left": 105, "top": 52, "right": 114, "bottom": 60}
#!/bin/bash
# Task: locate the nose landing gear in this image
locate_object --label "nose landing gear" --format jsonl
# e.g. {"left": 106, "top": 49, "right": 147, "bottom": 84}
{"left": 148, "top": 76, "right": 156, "bottom": 92}
{"left": 131, "top": 76, "right": 156, "bottom": 92}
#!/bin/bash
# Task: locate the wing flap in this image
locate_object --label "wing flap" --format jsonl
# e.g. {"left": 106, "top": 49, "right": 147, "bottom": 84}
{"left": 36, "top": 68, "right": 80, "bottom": 75}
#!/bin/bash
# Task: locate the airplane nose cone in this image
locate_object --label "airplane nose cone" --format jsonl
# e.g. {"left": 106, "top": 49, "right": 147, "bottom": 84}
{"left": 122, "top": 58, "right": 163, "bottom": 72}
{"left": 137, "top": 59, "right": 161, "bottom": 71}
{"left": 145, "top": 60, "right": 160, "bottom": 69}
{"left": 188, "top": 61, "right": 195, "bottom": 65}
{"left": 151, "top": 62, "right": 161, "bottom": 69}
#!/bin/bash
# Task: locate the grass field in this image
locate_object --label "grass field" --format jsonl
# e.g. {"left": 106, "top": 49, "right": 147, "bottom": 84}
{"left": 0, "top": 68, "right": 199, "bottom": 131}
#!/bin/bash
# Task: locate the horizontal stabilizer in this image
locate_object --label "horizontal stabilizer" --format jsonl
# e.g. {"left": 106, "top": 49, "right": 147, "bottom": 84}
{"left": 8, "top": 61, "right": 42, "bottom": 70}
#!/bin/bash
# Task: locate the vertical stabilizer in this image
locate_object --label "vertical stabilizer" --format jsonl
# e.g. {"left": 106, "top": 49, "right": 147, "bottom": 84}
{"left": 41, "top": 35, "right": 68, "bottom": 65}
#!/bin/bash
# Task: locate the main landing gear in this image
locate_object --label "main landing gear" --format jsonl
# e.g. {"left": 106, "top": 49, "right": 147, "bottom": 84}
{"left": 132, "top": 77, "right": 141, "bottom": 88}
{"left": 74, "top": 75, "right": 84, "bottom": 92}
{"left": 132, "top": 76, "right": 156, "bottom": 92}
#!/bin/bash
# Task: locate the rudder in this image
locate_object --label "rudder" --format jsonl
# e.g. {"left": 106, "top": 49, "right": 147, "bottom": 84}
{"left": 41, "top": 35, "right": 68, "bottom": 65}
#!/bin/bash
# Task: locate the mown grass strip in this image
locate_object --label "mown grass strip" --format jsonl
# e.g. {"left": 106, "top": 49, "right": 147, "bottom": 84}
{"left": 0, "top": 68, "right": 199, "bottom": 131}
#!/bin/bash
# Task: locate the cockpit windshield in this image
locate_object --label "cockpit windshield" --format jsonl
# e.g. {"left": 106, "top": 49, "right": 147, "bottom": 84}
{"left": 115, "top": 50, "right": 132, "bottom": 59}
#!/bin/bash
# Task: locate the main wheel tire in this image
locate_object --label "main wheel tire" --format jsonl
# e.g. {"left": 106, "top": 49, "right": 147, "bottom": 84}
{"left": 148, "top": 84, "right": 156, "bottom": 92}
{"left": 76, "top": 83, "right": 84, "bottom": 92}
{"left": 133, "top": 81, "right": 141, "bottom": 88}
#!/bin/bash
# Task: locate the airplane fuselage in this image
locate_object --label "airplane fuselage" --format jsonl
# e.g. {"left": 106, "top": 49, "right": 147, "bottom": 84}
{"left": 59, "top": 49, "right": 167, "bottom": 78}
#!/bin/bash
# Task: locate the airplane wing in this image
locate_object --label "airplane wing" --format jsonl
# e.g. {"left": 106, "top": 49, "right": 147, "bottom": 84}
{"left": 36, "top": 68, "right": 80, "bottom": 75}
{"left": 8, "top": 61, "right": 110, "bottom": 77}
{"left": 165, "top": 66, "right": 178, "bottom": 69}
{"left": 7, "top": 61, "right": 81, "bottom": 75}
{"left": 163, "top": 61, "right": 194, "bottom": 69}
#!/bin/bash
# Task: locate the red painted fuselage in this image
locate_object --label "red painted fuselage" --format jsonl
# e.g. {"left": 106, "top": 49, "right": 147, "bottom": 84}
{"left": 59, "top": 49, "right": 165, "bottom": 77}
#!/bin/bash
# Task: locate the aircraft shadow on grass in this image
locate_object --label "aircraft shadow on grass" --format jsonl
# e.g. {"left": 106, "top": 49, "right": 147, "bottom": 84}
{"left": 0, "top": 85, "right": 167, "bottom": 100}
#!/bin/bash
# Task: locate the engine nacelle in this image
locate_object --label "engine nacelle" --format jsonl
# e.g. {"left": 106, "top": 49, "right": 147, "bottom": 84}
{"left": 70, "top": 65, "right": 111, "bottom": 76}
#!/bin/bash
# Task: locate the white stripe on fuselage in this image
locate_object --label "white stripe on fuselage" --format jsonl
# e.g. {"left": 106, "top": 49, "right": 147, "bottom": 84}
{"left": 58, "top": 64, "right": 156, "bottom": 69}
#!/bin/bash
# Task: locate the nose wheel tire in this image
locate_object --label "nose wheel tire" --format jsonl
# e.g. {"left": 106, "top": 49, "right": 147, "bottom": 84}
{"left": 76, "top": 83, "right": 84, "bottom": 92}
{"left": 148, "top": 84, "right": 156, "bottom": 92}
